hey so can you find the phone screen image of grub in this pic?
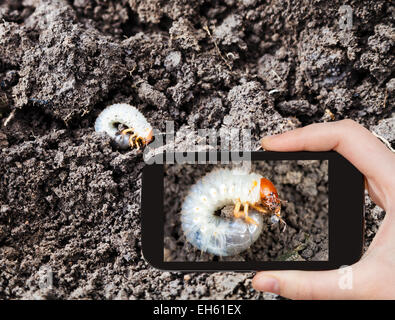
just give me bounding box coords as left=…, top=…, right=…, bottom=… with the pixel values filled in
left=163, top=160, right=329, bottom=262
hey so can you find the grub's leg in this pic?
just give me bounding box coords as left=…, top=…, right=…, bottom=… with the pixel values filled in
left=135, top=136, right=144, bottom=150
left=251, top=203, right=270, bottom=215
left=134, top=137, right=140, bottom=150
left=276, top=213, right=287, bottom=232
left=128, top=133, right=137, bottom=148
left=233, top=200, right=244, bottom=219
left=121, top=128, right=134, bottom=135
left=244, top=202, right=258, bottom=226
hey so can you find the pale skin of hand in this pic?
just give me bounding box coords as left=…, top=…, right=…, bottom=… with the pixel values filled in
left=252, top=119, right=395, bottom=299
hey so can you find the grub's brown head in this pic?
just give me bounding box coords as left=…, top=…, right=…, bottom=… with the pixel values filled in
left=260, top=178, right=281, bottom=213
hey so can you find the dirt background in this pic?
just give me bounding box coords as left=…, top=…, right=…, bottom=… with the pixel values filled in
left=164, top=161, right=328, bottom=262
left=0, top=0, right=393, bottom=299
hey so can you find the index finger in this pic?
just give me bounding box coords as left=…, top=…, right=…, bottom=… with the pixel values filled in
left=261, top=120, right=395, bottom=208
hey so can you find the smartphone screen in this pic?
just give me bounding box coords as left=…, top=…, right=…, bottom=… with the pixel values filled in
left=164, top=160, right=329, bottom=262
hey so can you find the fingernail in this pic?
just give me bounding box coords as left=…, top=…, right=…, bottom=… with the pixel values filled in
left=253, top=275, right=280, bottom=294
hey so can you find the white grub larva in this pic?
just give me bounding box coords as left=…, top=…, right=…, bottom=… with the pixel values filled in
left=181, top=168, right=285, bottom=257
left=95, top=103, right=153, bottom=149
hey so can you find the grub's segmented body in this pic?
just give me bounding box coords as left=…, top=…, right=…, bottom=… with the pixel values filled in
left=95, top=103, right=153, bottom=149
left=181, top=168, right=267, bottom=256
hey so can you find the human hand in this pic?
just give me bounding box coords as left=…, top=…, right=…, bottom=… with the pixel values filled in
left=252, top=119, right=395, bottom=299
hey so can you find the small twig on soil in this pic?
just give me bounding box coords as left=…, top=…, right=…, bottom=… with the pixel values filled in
left=268, top=89, right=281, bottom=95
left=203, top=25, right=232, bottom=70
left=3, top=109, right=15, bottom=127
left=128, top=65, right=136, bottom=76
left=81, top=108, right=90, bottom=117
left=271, top=70, right=282, bottom=82
left=382, top=88, right=388, bottom=109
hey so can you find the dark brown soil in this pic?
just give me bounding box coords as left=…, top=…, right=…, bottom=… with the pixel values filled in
left=0, top=0, right=393, bottom=299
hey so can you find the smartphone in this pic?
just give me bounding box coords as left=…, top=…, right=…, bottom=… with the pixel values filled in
left=141, top=151, right=364, bottom=271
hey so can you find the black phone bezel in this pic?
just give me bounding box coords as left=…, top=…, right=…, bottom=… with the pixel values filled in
left=141, top=151, right=364, bottom=271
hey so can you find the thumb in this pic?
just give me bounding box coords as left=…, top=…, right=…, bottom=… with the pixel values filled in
left=252, top=267, right=358, bottom=300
